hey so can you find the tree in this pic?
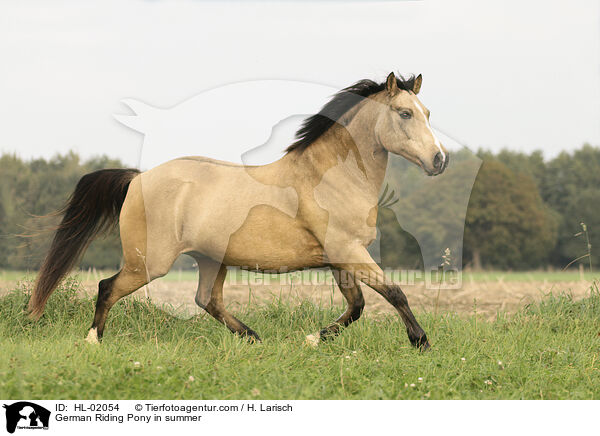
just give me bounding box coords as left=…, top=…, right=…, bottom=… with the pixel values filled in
left=541, top=144, right=600, bottom=268
left=0, top=153, right=127, bottom=270
left=464, top=160, right=557, bottom=269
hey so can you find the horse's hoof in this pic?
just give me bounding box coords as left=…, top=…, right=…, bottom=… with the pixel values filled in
left=85, top=327, right=100, bottom=345
left=419, top=341, right=431, bottom=352
left=243, top=330, right=262, bottom=344
left=409, top=333, right=430, bottom=351
left=305, top=332, right=321, bottom=348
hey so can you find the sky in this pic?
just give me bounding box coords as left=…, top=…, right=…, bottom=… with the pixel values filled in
left=0, top=0, right=598, bottom=167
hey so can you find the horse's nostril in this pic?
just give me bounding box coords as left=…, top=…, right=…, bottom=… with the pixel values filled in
left=433, top=152, right=443, bottom=171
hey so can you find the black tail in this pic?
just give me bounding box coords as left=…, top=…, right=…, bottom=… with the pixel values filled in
left=28, top=168, right=140, bottom=319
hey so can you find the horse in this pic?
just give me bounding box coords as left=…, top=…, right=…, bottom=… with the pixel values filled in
left=28, top=72, right=448, bottom=350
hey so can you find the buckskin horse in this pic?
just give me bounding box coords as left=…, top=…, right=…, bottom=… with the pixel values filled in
left=28, top=72, right=448, bottom=350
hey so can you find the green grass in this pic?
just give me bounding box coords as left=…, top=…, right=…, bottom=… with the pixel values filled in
left=1, top=279, right=599, bottom=400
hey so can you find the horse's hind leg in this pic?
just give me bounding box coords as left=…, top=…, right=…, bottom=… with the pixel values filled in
left=85, top=172, right=183, bottom=343
left=85, top=175, right=157, bottom=343
left=194, top=256, right=261, bottom=342
left=306, top=268, right=364, bottom=346
left=86, top=266, right=148, bottom=343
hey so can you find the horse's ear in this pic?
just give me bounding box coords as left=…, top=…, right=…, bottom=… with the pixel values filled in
left=413, top=74, right=423, bottom=94
left=386, top=72, right=399, bottom=96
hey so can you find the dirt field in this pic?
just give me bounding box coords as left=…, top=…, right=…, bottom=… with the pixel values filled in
left=2, top=271, right=594, bottom=320
left=144, top=277, right=595, bottom=319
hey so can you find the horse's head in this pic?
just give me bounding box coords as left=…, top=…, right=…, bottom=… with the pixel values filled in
left=374, top=72, right=448, bottom=176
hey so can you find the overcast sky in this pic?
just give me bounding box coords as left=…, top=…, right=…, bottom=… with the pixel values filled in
left=0, top=0, right=598, bottom=167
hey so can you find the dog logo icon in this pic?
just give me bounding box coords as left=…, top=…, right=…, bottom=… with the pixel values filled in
left=2, top=402, right=50, bottom=433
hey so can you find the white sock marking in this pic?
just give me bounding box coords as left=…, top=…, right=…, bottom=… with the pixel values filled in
left=305, top=332, right=320, bottom=348
left=85, top=327, right=99, bottom=344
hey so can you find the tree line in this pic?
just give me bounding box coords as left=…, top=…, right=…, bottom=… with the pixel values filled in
left=378, top=144, right=598, bottom=270
left=0, top=146, right=597, bottom=271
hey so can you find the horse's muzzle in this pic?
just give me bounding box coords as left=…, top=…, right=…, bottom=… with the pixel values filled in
left=431, top=152, right=449, bottom=176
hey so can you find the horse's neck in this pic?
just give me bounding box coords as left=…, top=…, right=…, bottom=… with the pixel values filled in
left=288, top=118, right=388, bottom=202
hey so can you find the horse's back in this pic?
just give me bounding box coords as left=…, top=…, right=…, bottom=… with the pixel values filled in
left=174, top=155, right=250, bottom=168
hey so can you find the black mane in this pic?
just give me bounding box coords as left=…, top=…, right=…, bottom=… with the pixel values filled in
left=286, top=74, right=416, bottom=153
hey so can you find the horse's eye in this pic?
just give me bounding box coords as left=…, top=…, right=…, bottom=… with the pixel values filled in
left=398, top=111, right=412, bottom=119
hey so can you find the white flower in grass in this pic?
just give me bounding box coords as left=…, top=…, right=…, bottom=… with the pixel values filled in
left=441, top=248, right=452, bottom=267
left=188, top=376, right=195, bottom=382
left=484, top=379, right=492, bottom=385
left=410, top=383, right=416, bottom=388
left=417, top=377, right=423, bottom=382
left=133, top=361, right=141, bottom=368
left=461, top=357, right=466, bottom=361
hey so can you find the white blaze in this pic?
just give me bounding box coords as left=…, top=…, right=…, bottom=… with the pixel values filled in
left=412, top=98, right=445, bottom=163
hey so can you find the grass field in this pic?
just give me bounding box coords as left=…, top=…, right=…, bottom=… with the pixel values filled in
left=0, top=278, right=599, bottom=400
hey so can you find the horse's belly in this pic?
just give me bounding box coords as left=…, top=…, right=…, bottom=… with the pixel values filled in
left=220, top=205, right=325, bottom=271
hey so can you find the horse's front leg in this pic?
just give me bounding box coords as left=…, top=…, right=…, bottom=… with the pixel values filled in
left=328, top=245, right=430, bottom=351
left=305, top=268, right=365, bottom=346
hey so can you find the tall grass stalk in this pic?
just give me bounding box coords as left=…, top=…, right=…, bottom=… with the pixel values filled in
left=434, top=248, right=452, bottom=317
left=564, top=222, right=593, bottom=273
